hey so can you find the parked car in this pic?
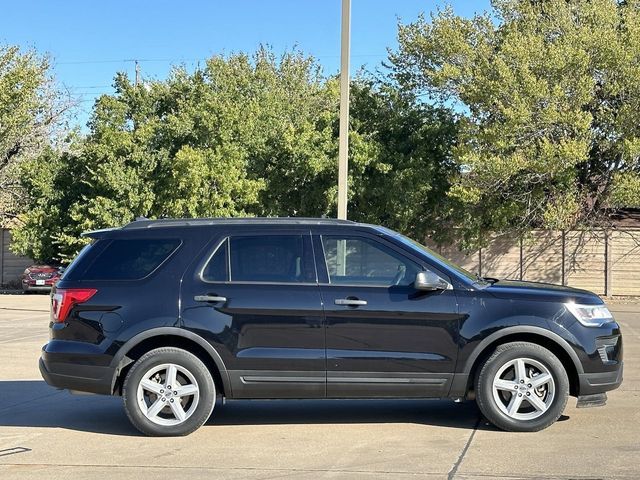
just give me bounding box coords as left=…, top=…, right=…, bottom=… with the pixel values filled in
left=39, top=218, right=623, bottom=436
left=22, top=265, right=63, bottom=293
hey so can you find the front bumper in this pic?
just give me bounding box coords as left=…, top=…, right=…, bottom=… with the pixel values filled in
left=23, top=285, right=53, bottom=292
left=39, top=344, right=115, bottom=395
left=578, top=362, right=623, bottom=395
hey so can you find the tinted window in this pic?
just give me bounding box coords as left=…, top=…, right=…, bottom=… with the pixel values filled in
left=81, top=238, right=180, bottom=280
left=321, top=236, right=421, bottom=286
left=378, top=227, right=480, bottom=283
left=202, top=239, right=228, bottom=282
left=60, top=241, right=96, bottom=281
left=229, top=235, right=315, bottom=283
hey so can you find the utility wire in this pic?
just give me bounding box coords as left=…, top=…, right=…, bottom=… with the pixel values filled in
left=53, top=53, right=386, bottom=66
left=55, top=57, right=199, bottom=65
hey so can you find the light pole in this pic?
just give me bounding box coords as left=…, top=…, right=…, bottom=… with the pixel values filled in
left=337, top=0, right=351, bottom=220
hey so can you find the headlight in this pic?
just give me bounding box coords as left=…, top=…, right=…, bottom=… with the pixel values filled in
left=565, top=302, right=613, bottom=327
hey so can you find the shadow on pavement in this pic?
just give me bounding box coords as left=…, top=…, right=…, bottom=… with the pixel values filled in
left=0, top=380, right=137, bottom=436
left=0, top=380, right=483, bottom=436
left=210, top=398, right=481, bottom=429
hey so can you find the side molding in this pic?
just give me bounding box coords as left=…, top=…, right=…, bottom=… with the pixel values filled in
left=109, top=327, right=232, bottom=396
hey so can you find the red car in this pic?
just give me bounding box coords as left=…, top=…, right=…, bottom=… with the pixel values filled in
left=21, top=265, right=63, bottom=293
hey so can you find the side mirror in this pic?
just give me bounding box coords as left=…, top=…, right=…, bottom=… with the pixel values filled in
left=414, top=271, right=450, bottom=291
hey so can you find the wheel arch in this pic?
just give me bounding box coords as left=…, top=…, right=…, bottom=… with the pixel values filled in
left=460, top=326, right=582, bottom=397
left=110, top=327, right=231, bottom=397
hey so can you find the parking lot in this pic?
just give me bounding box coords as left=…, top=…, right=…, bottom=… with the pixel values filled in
left=0, top=294, right=637, bottom=479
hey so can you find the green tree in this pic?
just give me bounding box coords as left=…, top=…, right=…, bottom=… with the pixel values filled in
left=12, top=48, right=459, bottom=262
left=230, top=51, right=342, bottom=217
left=348, top=79, right=459, bottom=242
left=392, top=0, right=640, bottom=245
left=13, top=49, right=330, bottom=262
left=0, top=45, right=69, bottom=225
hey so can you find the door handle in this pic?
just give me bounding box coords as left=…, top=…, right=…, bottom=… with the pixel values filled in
left=335, top=298, right=367, bottom=306
left=194, top=295, right=227, bottom=303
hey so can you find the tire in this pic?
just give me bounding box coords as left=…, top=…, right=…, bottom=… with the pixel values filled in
left=122, top=347, right=215, bottom=436
left=475, top=342, right=569, bottom=432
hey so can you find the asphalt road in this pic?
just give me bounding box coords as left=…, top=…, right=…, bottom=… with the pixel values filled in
left=0, top=294, right=638, bottom=479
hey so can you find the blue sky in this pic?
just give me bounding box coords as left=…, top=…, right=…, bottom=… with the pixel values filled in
left=2, top=1, right=490, bottom=128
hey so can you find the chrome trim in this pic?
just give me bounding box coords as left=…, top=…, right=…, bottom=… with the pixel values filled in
left=194, top=295, right=227, bottom=303
left=198, top=280, right=319, bottom=287
left=240, top=375, right=324, bottom=384
left=318, top=282, right=454, bottom=290
left=327, top=377, right=447, bottom=385
left=335, top=298, right=367, bottom=306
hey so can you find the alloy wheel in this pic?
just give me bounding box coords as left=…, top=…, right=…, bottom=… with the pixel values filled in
left=136, top=363, right=200, bottom=426
left=491, top=357, right=555, bottom=421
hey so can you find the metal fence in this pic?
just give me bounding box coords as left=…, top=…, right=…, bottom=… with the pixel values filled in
left=431, top=229, right=640, bottom=296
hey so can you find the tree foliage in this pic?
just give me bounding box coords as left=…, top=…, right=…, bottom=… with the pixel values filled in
left=348, top=80, right=459, bottom=242
left=12, top=48, right=458, bottom=262
left=0, top=45, right=69, bottom=225
left=392, top=0, right=640, bottom=245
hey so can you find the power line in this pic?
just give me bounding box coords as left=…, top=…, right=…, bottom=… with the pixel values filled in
left=53, top=53, right=386, bottom=66
left=54, top=57, right=199, bottom=65
left=66, top=85, right=112, bottom=89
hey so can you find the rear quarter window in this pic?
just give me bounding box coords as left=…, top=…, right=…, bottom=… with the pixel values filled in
left=59, top=242, right=96, bottom=281
left=80, top=238, right=181, bottom=280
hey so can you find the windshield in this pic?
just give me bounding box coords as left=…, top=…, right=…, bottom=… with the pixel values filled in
left=378, top=228, right=484, bottom=284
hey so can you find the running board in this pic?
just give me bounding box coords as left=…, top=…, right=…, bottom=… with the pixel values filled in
left=576, top=393, right=607, bottom=408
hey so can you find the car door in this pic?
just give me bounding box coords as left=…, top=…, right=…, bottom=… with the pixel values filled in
left=314, top=230, right=461, bottom=398
left=181, top=229, right=326, bottom=399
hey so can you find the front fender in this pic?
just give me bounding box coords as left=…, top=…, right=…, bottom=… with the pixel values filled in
left=459, top=325, right=584, bottom=375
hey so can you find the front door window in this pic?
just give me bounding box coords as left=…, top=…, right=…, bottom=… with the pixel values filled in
left=321, top=236, right=421, bottom=287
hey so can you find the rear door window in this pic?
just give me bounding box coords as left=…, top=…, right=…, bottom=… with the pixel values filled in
left=81, top=238, right=181, bottom=280
left=202, top=235, right=316, bottom=283
left=230, top=235, right=315, bottom=283
left=201, top=239, right=229, bottom=282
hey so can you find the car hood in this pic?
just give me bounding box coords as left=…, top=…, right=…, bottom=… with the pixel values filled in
left=27, top=265, right=59, bottom=273
left=484, top=279, right=602, bottom=304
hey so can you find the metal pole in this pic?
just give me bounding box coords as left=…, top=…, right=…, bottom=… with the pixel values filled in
left=337, top=0, right=351, bottom=220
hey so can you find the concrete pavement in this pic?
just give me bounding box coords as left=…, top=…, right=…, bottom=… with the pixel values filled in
left=0, top=294, right=638, bottom=479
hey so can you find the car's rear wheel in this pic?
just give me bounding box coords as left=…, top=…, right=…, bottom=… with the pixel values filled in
left=475, top=342, right=569, bottom=432
left=123, top=347, right=215, bottom=436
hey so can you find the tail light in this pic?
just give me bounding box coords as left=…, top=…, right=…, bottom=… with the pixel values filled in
left=51, top=288, right=97, bottom=323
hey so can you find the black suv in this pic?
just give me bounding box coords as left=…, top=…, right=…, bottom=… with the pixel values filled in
left=40, top=218, right=623, bottom=436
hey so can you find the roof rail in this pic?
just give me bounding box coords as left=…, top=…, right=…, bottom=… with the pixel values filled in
left=80, top=227, right=120, bottom=237
left=121, top=217, right=356, bottom=230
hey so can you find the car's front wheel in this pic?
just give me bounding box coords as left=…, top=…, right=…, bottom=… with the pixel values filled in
left=475, top=342, right=569, bottom=432
left=123, top=347, right=215, bottom=436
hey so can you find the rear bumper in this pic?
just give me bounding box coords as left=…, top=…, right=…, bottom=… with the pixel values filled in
left=39, top=345, right=115, bottom=395
left=578, top=362, right=623, bottom=395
